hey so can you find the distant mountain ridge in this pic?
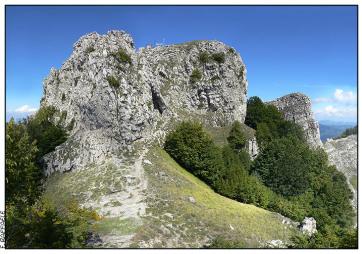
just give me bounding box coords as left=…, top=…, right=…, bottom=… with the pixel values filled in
left=319, top=123, right=355, bottom=142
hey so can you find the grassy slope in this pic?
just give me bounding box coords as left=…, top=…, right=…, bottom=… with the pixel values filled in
left=135, top=147, right=297, bottom=247
left=43, top=144, right=297, bottom=248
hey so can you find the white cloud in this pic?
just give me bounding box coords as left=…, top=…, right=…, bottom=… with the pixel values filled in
left=334, top=89, right=356, bottom=102
left=313, top=89, right=356, bottom=104
left=15, top=105, right=38, bottom=114
left=314, top=105, right=357, bottom=119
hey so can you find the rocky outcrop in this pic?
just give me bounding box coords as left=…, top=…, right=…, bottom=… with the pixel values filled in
left=267, top=93, right=322, bottom=148
left=247, top=137, right=259, bottom=160
left=41, top=30, right=248, bottom=175
left=299, top=217, right=317, bottom=236
left=324, top=134, right=357, bottom=210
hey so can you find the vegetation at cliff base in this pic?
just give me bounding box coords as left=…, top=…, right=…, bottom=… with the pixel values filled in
left=5, top=107, right=97, bottom=248
left=245, top=96, right=305, bottom=147
left=165, top=112, right=356, bottom=248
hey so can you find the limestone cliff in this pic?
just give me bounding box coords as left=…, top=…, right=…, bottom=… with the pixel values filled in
left=41, top=30, right=248, bottom=176
left=267, top=93, right=322, bottom=148
left=324, top=135, right=357, bottom=211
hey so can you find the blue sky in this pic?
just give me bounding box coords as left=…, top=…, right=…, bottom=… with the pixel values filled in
left=6, top=5, right=357, bottom=122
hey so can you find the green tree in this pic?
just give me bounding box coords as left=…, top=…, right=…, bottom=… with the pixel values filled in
left=227, top=121, right=246, bottom=150
left=25, top=200, right=73, bottom=248
left=338, top=228, right=358, bottom=248
left=164, top=121, right=355, bottom=248
left=6, top=198, right=98, bottom=248
left=255, top=122, right=273, bottom=148
left=277, top=120, right=305, bottom=143
left=26, top=106, right=68, bottom=159
left=5, top=110, right=99, bottom=248
left=244, top=96, right=265, bottom=129
left=164, top=121, right=224, bottom=185
left=6, top=118, right=40, bottom=205
left=251, top=137, right=311, bottom=196
left=338, top=125, right=357, bottom=139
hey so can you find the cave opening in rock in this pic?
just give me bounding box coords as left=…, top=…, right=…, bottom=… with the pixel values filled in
left=151, top=87, right=167, bottom=114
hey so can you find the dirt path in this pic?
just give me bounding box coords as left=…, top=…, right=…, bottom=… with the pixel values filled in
left=93, top=147, right=148, bottom=247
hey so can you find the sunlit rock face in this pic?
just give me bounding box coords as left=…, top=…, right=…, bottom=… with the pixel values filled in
left=324, top=134, right=357, bottom=211
left=41, top=30, right=248, bottom=176
left=267, top=93, right=323, bottom=148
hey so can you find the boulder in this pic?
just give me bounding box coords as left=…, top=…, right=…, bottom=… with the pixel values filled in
left=299, top=217, right=317, bottom=236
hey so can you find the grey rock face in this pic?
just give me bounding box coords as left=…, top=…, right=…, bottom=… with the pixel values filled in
left=247, top=137, right=259, bottom=160
left=41, top=30, right=248, bottom=175
left=299, top=217, right=317, bottom=236
left=324, top=135, right=357, bottom=210
left=267, top=93, right=322, bottom=148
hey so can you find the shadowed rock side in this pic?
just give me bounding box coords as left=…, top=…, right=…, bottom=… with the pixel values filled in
left=324, top=135, right=357, bottom=211
left=267, top=93, right=323, bottom=148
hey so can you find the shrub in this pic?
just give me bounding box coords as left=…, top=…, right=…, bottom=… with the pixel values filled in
left=251, top=137, right=312, bottom=197
left=165, top=121, right=224, bottom=186
left=106, top=76, right=120, bottom=89
left=85, top=46, right=95, bottom=54
left=291, top=227, right=358, bottom=248
left=26, top=107, right=68, bottom=159
left=238, top=149, right=251, bottom=171
left=246, top=96, right=306, bottom=145
left=164, top=121, right=355, bottom=247
left=255, top=122, right=273, bottom=148
left=5, top=111, right=98, bottom=248
left=6, top=118, right=40, bottom=205
left=277, top=120, right=305, bottom=142
left=227, top=121, right=246, bottom=150
left=199, top=52, right=210, bottom=64
left=245, top=96, right=267, bottom=129
left=228, top=47, right=236, bottom=54
left=212, top=52, right=225, bottom=64
left=245, top=97, right=284, bottom=131
left=6, top=198, right=99, bottom=248
left=190, top=69, right=202, bottom=84
left=206, top=236, right=244, bottom=248
left=111, top=49, right=132, bottom=65
left=210, top=76, right=220, bottom=83
left=61, top=93, right=66, bottom=102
